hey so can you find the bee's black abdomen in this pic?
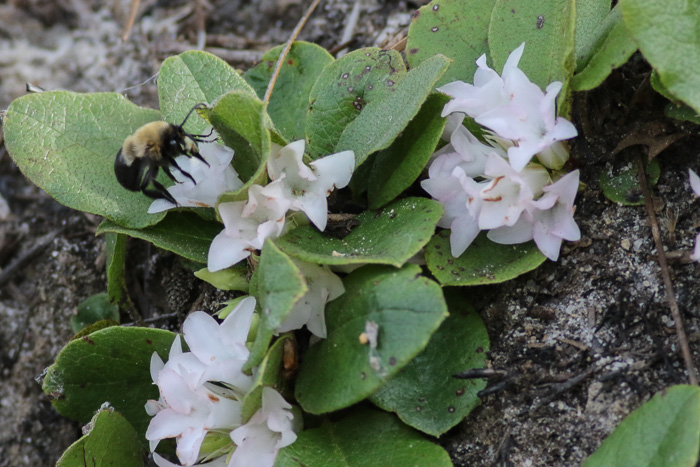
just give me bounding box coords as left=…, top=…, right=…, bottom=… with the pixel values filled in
left=115, top=149, right=144, bottom=192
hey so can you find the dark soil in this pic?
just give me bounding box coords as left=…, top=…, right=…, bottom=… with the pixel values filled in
left=2, top=1, right=699, bottom=466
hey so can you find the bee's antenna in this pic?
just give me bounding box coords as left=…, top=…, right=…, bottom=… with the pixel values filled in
left=179, top=103, right=207, bottom=128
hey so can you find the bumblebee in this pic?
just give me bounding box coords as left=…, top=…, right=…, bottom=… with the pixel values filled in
left=114, top=103, right=213, bottom=205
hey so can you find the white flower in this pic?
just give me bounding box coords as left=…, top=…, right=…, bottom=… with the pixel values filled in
left=267, top=140, right=354, bottom=231
left=276, top=260, right=345, bottom=338
left=207, top=181, right=292, bottom=272
left=438, top=43, right=577, bottom=171
left=477, top=154, right=550, bottom=230
left=148, top=141, right=243, bottom=213
left=689, top=170, right=700, bottom=261
left=182, top=297, right=257, bottom=392
left=421, top=165, right=487, bottom=257
left=429, top=122, right=495, bottom=179
left=488, top=170, right=581, bottom=261
left=229, top=387, right=297, bottom=467
left=145, top=336, right=243, bottom=466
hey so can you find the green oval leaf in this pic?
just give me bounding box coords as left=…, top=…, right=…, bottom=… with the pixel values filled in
left=370, top=291, right=489, bottom=437
left=574, top=0, right=615, bottom=71
left=425, top=231, right=546, bottom=286
left=584, top=385, right=700, bottom=467
left=306, top=48, right=407, bottom=160
left=295, top=264, right=448, bottom=414
left=158, top=50, right=257, bottom=132
left=276, top=409, right=452, bottom=467
left=622, top=0, right=700, bottom=114
left=3, top=91, right=165, bottom=229
left=276, top=197, right=443, bottom=267
left=488, top=0, right=575, bottom=91
left=406, top=0, right=495, bottom=87
left=42, top=326, right=176, bottom=443
left=599, top=158, right=660, bottom=206
left=368, top=93, right=449, bottom=209
left=97, top=211, right=222, bottom=264
left=335, top=53, right=451, bottom=167
left=194, top=264, right=250, bottom=292
left=244, top=240, right=306, bottom=373
left=56, top=409, right=144, bottom=467
left=71, top=293, right=120, bottom=333
left=571, top=6, right=637, bottom=91
left=209, top=91, right=271, bottom=188
left=244, top=41, right=334, bottom=143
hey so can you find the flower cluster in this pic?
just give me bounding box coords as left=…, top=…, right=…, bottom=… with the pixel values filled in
left=208, top=141, right=355, bottom=272
left=145, top=297, right=298, bottom=467
left=422, top=43, right=581, bottom=261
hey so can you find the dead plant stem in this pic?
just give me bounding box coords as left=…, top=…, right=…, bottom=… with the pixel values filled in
left=264, top=0, right=323, bottom=104
left=636, top=154, right=698, bottom=385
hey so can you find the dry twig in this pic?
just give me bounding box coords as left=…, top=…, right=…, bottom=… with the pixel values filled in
left=636, top=154, right=698, bottom=385
left=264, top=0, right=323, bottom=104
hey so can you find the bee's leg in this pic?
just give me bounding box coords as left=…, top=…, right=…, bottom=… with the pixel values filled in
left=149, top=180, right=179, bottom=206
left=139, top=164, right=178, bottom=206
left=189, top=151, right=210, bottom=167
left=169, top=158, right=197, bottom=184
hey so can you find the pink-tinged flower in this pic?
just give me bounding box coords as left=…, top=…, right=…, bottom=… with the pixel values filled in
left=148, top=141, right=243, bottom=213
left=488, top=170, right=581, bottom=261
left=438, top=43, right=577, bottom=171
left=421, top=165, right=487, bottom=257
left=276, top=260, right=345, bottom=338
left=267, top=140, right=354, bottom=231
left=207, top=181, right=292, bottom=272
left=145, top=336, right=244, bottom=466
left=229, top=387, right=297, bottom=467
left=478, top=154, right=550, bottom=230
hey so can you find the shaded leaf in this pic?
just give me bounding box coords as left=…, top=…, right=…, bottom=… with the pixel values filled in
left=295, top=264, right=448, bottom=414
left=371, top=290, right=489, bottom=436
left=600, top=157, right=660, bottom=206
left=71, top=293, right=120, bottom=333
left=622, top=0, right=700, bottom=114
left=244, top=42, right=334, bottom=143
left=276, top=197, right=442, bottom=268
left=406, top=0, right=495, bottom=87
left=158, top=50, right=257, bottom=134
left=208, top=91, right=271, bottom=193
left=488, top=0, right=575, bottom=97
left=3, top=91, right=165, bottom=228
left=335, top=54, right=451, bottom=167
left=584, top=385, right=700, bottom=467
left=306, top=48, right=406, bottom=159
left=56, top=409, right=144, bottom=467
left=276, top=409, right=452, bottom=467
left=572, top=6, right=637, bottom=91
left=97, top=212, right=222, bottom=264
left=42, top=326, right=176, bottom=444
left=368, top=93, right=449, bottom=209
left=425, top=231, right=546, bottom=286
